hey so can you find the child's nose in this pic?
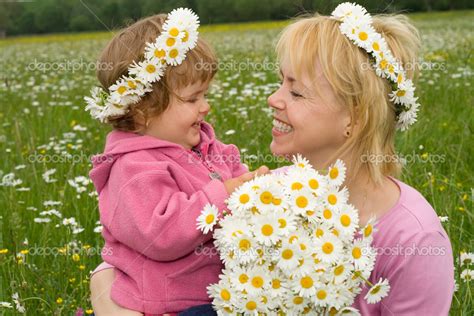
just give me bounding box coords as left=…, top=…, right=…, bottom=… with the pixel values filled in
left=200, top=99, right=210, bottom=114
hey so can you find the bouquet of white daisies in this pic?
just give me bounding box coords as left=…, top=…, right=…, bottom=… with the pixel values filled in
left=197, top=156, right=390, bottom=315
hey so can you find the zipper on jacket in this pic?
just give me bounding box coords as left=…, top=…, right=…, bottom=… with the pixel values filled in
left=190, top=147, right=223, bottom=181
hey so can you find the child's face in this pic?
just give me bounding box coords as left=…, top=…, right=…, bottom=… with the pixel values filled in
left=144, top=80, right=210, bottom=149
left=267, top=60, right=351, bottom=167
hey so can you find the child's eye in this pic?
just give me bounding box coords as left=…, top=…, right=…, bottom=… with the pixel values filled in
left=290, top=91, right=303, bottom=98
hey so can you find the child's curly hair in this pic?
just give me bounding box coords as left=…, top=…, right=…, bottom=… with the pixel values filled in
left=97, top=14, right=217, bottom=132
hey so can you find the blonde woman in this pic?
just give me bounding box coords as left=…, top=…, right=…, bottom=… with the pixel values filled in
left=268, top=5, right=454, bottom=315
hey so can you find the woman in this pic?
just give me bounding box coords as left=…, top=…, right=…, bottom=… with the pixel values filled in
left=267, top=6, right=454, bottom=315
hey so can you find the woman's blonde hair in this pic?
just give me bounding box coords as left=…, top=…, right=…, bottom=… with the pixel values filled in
left=276, top=13, right=421, bottom=185
left=97, top=14, right=217, bottom=132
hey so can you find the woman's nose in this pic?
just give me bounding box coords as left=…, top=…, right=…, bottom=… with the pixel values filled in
left=268, top=88, right=285, bottom=110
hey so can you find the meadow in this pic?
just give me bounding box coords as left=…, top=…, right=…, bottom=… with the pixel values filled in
left=0, top=10, right=473, bottom=315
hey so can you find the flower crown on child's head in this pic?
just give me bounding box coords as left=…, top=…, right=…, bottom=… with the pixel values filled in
left=331, top=2, right=419, bottom=131
left=84, top=8, right=200, bottom=122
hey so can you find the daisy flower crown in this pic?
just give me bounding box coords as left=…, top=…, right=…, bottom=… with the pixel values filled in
left=84, top=8, right=200, bottom=122
left=331, top=2, right=419, bottom=131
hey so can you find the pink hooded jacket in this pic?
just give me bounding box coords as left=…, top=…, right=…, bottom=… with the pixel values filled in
left=89, top=122, right=248, bottom=314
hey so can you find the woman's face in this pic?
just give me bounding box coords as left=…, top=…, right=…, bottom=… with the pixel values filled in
left=267, top=60, right=351, bottom=168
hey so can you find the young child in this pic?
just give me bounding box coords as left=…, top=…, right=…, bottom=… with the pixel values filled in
left=85, top=8, right=267, bottom=315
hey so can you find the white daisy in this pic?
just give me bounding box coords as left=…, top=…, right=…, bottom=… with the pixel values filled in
left=276, top=240, right=304, bottom=272
left=292, top=154, right=313, bottom=170
left=273, top=208, right=297, bottom=237
left=129, top=59, right=164, bottom=83
left=327, top=159, right=346, bottom=188
left=460, top=252, right=474, bottom=266
left=334, top=204, right=359, bottom=237
left=288, top=188, right=317, bottom=216
left=460, top=269, right=474, bottom=282
left=293, top=272, right=319, bottom=297
left=359, top=215, right=378, bottom=240
left=364, top=278, right=390, bottom=303
left=314, top=233, right=344, bottom=264
left=196, top=203, right=219, bottom=234
left=350, top=238, right=376, bottom=271
left=227, top=182, right=256, bottom=214
left=246, top=266, right=269, bottom=296
left=253, top=213, right=282, bottom=246
left=323, top=187, right=349, bottom=211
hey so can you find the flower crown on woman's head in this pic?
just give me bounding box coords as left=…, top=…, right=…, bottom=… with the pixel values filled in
left=84, top=8, right=200, bottom=122
left=331, top=2, right=419, bottom=131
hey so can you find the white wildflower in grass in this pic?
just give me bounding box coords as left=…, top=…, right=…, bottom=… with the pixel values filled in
left=460, top=269, right=474, bottom=282
left=0, top=173, right=22, bottom=187
left=225, top=129, right=236, bottom=135
left=42, top=168, right=57, bottom=183
left=34, top=217, right=51, bottom=223
left=0, top=302, right=13, bottom=308
left=438, top=215, right=449, bottom=223
left=364, top=278, right=390, bottom=303
left=197, top=155, right=385, bottom=313
left=460, top=252, right=474, bottom=266
left=11, top=293, right=25, bottom=313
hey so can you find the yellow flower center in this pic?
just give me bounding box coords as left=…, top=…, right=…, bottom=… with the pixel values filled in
left=340, top=214, right=351, bottom=227
left=251, top=276, right=264, bottom=288
left=380, top=59, right=388, bottom=69
left=396, top=90, right=406, bottom=97
left=260, top=191, right=273, bottom=204
left=166, top=37, right=176, bottom=47
left=272, top=279, right=281, bottom=289
left=309, top=179, right=319, bottom=189
left=372, top=42, right=380, bottom=51
left=169, top=27, right=179, bottom=37
left=300, top=276, right=313, bottom=289
left=329, top=168, right=339, bottom=179
left=239, top=194, right=250, bottom=204
left=182, top=30, right=189, bottom=42
left=316, top=228, right=324, bottom=237
left=370, top=285, right=381, bottom=294
left=282, top=249, right=293, bottom=260
left=296, top=196, right=308, bottom=208
left=323, top=209, right=332, bottom=219
left=239, top=239, right=251, bottom=251
left=272, top=197, right=282, bottom=205
left=359, top=31, right=368, bottom=41
left=328, top=194, right=337, bottom=205
left=293, top=296, right=303, bottom=305
left=154, top=49, right=166, bottom=58
left=364, top=224, right=373, bottom=237
left=169, top=49, right=179, bottom=58
left=317, top=290, right=327, bottom=300
left=246, top=301, right=257, bottom=310
left=239, top=273, right=248, bottom=284
left=127, top=80, right=136, bottom=89
left=261, top=224, right=273, bottom=236
left=278, top=218, right=287, bottom=228
left=334, top=265, right=344, bottom=276
left=291, top=182, right=303, bottom=190
left=322, top=242, right=334, bottom=254
left=117, top=86, right=127, bottom=94
left=220, top=289, right=231, bottom=301
left=145, top=64, right=156, bottom=73
left=205, top=214, right=214, bottom=224
left=352, top=247, right=362, bottom=259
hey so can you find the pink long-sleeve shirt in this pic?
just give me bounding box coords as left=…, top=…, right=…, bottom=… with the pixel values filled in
left=89, top=122, right=248, bottom=315
left=352, top=176, right=454, bottom=315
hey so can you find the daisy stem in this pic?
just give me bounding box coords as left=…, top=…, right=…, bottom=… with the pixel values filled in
left=21, top=297, right=53, bottom=313
left=355, top=272, right=375, bottom=288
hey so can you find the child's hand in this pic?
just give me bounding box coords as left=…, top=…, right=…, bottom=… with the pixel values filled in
left=224, top=165, right=270, bottom=194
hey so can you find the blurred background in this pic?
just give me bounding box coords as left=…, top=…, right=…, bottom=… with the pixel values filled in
left=1, top=0, right=473, bottom=37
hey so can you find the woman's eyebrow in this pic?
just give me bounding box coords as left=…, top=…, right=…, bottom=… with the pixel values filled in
left=279, top=69, right=296, bottom=83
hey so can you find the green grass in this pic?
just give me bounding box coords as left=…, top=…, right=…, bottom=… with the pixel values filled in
left=0, top=10, right=473, bottom=315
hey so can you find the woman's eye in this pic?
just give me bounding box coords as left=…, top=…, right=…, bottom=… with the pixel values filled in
left=290, top=91, right=303, bottom=98
left=187, top=98, right=198, bottom=103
